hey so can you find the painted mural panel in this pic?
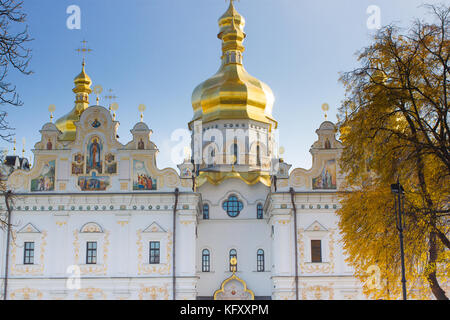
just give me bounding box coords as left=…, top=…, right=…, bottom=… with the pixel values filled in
left=31, top=160, right=55, bottom=192
left=86, top=137, right=102, bottom=174
left=105, top=153, right=117, bottom=174
left=133, top=160, right=157, bottom=190
left=78, top=172, right=110, bottom=191
left=72, top=153, right=84, bottom=175
left=312, top=159, right=337, bottom=190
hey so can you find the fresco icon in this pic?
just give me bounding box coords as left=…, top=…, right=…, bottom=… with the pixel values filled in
left=133, top=160, right=156, bottom=190
left=78, top=172, right=110, bottom=191
left=86, top=137, right=102, bottom=174
left=312, top=159, right=337, bottom=190
left=31, top=160, right=55, bottom=192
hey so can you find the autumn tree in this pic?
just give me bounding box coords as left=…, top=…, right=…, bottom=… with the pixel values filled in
left=0, top=0, right=32, bottom=142
left=337, top=4, right=449, bottom=300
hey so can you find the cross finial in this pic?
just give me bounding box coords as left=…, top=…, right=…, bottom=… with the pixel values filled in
left=138, top=104, right=146, bottom=122
left=104, top=89, right=118, bottom=103
left=48, top=104, right=56, bottom=123
left=21, top=137, right=25, bottom=157
left=321, top=103, right=330, bottom=120
left=75, top=40, right=92, bottom=64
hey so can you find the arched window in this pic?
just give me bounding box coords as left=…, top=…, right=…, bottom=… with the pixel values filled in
left=257, top=203, right=263, bottom=219
left=229, top=249, right=237, bottom=272
left=222, top=195, right=243, bottom=218
left=256, top=145, right=261, bottom=166
left=202, top=249, right=210, bottom=272
left=203, top=203, right=209, bottom=220
left=257, top=249, right=265, bottom=272
left=232, top=143, right=238, bottom=164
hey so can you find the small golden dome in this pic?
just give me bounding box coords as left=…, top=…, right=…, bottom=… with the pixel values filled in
left=73, top=60, right=92, bottom=93
left=191, top=1, right=277, bottom=128
left=55, top=60, right=92, bottom=141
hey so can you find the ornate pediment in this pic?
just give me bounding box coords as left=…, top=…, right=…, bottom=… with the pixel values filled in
left=18, top=223, right=41, bottom=234
left=305, top=220, right=328, bottom=232
left=80, top=222, right=103, bottom=233
left=142, top=222, right=167, bottom=233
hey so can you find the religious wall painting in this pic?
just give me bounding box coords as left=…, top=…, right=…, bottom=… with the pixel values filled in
left=181, top=167, right=192, bottom=178
left=312, top=159, right=337, bottom=190
left=138, top=139, right=145, bottom=150
left=91, top=118, right=101, bottom=128
left=105, top=153, right=117, bottom=174
left=86, top=137, right=103, bottom=174
left=133, top=160, right=157, bottom=190
left=72, top=153, right=84, bottom=175
left=31, top=160, right=55, bottom=192
left=78, top=172, right=110, bottom=191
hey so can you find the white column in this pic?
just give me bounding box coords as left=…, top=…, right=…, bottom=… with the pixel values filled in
left=115, top=213, right=130, bottom=276
left=272, top=213, right=292, bottom=276
left=176, top=210, right=196, bottom=276
left=53, top=213, right=69, bottom=276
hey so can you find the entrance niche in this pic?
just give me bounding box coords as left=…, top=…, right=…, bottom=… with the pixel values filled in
left=213, top=257, right=254, bottom=300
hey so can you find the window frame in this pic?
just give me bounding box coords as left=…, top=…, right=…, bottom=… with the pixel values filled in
left=222, top=195, right=243, bottom=218
left=229, top=249, right=237, bottom=272
left=311, top=239, right=322, bottom=263
left=257, top=203, right=264, bottom=219
left=23, top=241, right=35, bottom=265
left=202, top=249, right=210, bottom=272
left=257, top=249, right=265, bottom=272
left=203, top=203, right=209, bottom=220
left=149, top=241, right=161, bottom=264
left=86, top=241, right=97, bottom=265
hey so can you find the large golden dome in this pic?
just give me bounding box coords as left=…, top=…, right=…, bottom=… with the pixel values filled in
left=191, top=1, right=276, bottom=128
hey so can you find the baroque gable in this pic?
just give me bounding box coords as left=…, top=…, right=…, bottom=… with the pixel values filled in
left=6, top=105, right=186, bottom=193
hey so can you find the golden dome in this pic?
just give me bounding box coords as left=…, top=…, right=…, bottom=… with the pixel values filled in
left=55, top=60, right=92, bottom=141
left=191, top=1, right=277, bottom=129
left=73, top=60, right=92, bottom=89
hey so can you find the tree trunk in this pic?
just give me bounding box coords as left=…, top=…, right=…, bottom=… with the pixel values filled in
left=427, top=231, right=448, bottom=300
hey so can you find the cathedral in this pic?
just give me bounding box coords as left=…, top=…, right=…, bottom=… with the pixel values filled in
left=0, top=2, right=364, bottom=300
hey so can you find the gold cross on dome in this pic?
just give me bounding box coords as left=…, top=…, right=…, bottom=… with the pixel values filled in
left=75, top=40, right=92, bottom=62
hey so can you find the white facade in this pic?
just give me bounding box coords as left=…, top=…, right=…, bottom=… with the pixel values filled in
left=0, top=2, right=365, bottom=300
left=0, top=110, right=364, bottom=299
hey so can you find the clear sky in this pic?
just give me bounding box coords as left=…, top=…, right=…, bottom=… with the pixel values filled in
left=0, top=0, right=442, bottom=170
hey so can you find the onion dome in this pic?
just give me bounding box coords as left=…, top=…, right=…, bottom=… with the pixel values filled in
left=55, top=60, right=92, bottom=141
left=191, top=1, right=276, bottom=128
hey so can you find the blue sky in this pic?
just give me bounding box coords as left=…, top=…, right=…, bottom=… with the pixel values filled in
left=0, top=0, right=441, bottom=170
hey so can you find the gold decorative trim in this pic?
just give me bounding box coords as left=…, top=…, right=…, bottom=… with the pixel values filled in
left=138, top=284, right=170, bottom=300
left=10, top=231, right=47, bottom=275
left=301, top=283, right=335, bottom=300
left=74, top=287, right=106, bottom=300
left=10, top=287, right=43, bottom=300
left=73, top=229, right=110, bottom=275
left=136, top=229, right=172, bottom=275
left=213, top=274, right=255, bottom=300
left=298, top=228, right=336, bottom=274
left=197, top=171, right=271, bottom=187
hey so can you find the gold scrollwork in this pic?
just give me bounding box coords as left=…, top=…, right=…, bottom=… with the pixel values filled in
left=136, top=229, right=173, bottom=275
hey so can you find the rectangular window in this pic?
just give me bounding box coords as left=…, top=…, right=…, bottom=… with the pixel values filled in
left=86, top=241, right=97, bottom=264
left=149, top=241, right=160, bottom=264
left=311, top=240, right=322, bottom=263
left=23, top=242, right=34, bottom=265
